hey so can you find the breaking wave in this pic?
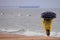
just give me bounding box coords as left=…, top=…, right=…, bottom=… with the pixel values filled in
left=0, top=29, right=60, bottom=37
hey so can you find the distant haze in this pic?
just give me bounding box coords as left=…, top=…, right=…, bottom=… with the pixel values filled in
left=0, top=0, right=60, bottom=8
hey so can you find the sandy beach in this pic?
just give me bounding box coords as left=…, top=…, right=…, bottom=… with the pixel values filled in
left=0, top=34, right=60, bottom=40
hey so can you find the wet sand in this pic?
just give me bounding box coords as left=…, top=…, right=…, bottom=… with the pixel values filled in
left=0, top=34, right=60, bottom=40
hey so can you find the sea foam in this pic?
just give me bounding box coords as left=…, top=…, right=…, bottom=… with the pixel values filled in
left=0, top=29, right=60, bottom=37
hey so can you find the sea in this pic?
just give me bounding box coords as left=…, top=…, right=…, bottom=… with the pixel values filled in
left=0, top=8, right=60, bottom=37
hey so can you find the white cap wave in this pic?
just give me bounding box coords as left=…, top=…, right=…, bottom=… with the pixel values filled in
left=0, top=29, right=60, bottom=37
left=22, top=30, right=46, bottom=36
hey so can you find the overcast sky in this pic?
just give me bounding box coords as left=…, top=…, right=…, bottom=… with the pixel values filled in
left=0, top=0, right=60, bottom=8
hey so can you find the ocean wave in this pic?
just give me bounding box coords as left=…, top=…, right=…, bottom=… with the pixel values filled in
left=0, top=29, right=60, bottom=37
left=0, top=28, right=25, bottom=33
left=22, top=30, right=60, bottom=37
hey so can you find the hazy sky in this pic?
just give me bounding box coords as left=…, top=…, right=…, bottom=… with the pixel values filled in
left=0, top=0, right=60, bottom=8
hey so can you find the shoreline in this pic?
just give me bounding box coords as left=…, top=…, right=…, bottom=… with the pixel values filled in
left=0, top=34, right=60, bottom=40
